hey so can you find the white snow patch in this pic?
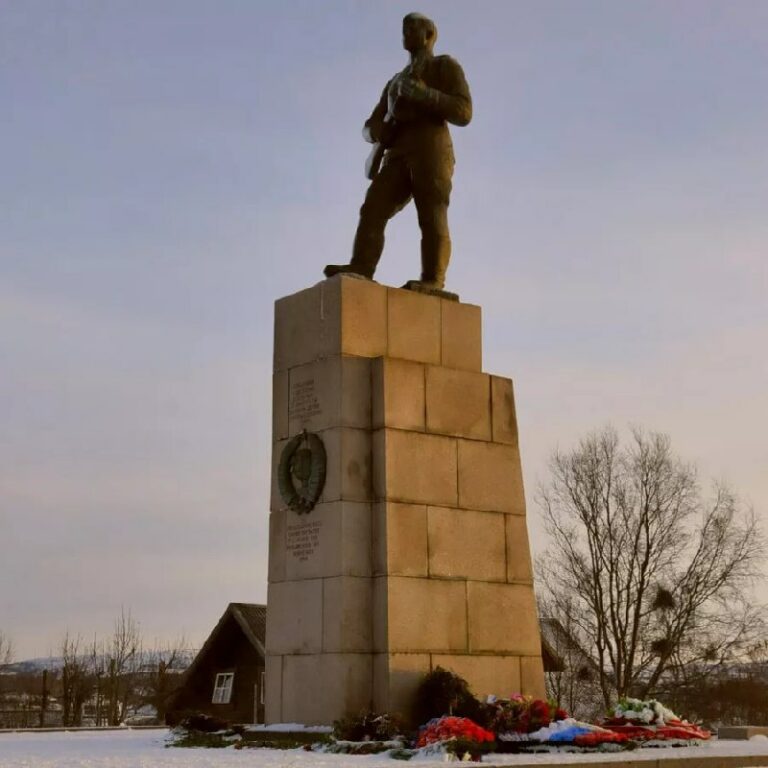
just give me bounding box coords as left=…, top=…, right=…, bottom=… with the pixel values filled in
left=2, top=729, right=768, bottom=768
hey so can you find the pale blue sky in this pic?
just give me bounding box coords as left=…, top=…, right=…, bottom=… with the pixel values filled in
left=1, top=1, right=767, bottom=658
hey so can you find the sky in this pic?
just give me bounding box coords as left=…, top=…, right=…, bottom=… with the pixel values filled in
left=1, top=0, right=767, bottom=660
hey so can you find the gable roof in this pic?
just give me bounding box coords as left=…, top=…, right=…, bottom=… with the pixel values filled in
left=539, top=617, right=598, bottom=674
left=180, top=602, right=265, bottom=685
left=229, top=603, right=266, bottom=657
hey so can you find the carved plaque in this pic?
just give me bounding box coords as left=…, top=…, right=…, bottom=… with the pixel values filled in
left=289, top=378, right=322, bottom=421
left=286, top=519, right=322, bottom=562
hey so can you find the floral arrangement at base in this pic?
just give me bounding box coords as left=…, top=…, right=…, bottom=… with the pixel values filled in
left=414, top=716, right=495, bottom=760
left=496, top=717, right=633, bottom=753
left=484, top=694, right=567, bottom=734
left=484, top=695, right=629, bottom=753
left=602, top=698, right=711, bottom=743
left=417, top=715, right=496, bottom=748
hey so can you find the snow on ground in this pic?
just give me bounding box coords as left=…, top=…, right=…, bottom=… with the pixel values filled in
left=3, top=729, right=768, bottom=768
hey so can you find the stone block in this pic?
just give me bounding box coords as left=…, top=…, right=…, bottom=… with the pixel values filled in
left=491, top=376, right=520, bottom=446
left=264, top=654, right=283, bottom=724
left=467, top=582, right=541, bottom=654
left=520, top=655, right=546, bottom=698
left=506, top=514, right=534, bottom=583
left=322, top=576, right=372, bottom=652
left=373, top=652, right=431, bottom=717
left=384, top=576, right=467, bottom=653
left=272, top=369, right=289, bottom=441
left=282, top=653, right=372, bottom=724
left=373, top=429, right=457, bottom=507
left=427, top=507, right=506, bottom=581
left=440, top=300, right=481, bottom=371
left=283, top=502, right=371, bottom=581
left=336, top=276, right=388, bottom=359
left=274, top=283, right=326, bottom=372
left=288, top=355, right=371, bottom=434
left=318, top=428, right=372, bottom=505
left=431, top=654, right=521, bottom=700
left=265, top=579, right=323, bottom=655
left=371, top=357, right=425, bottom=432
left=387, top=288, right=441, bottom=364
left=373, top=502, right=428, bottom=577
left=372, top=576, right=387, bottom=653
left=273, top=277, right=388, bottom=372
left=425, top=367, right=491, bottom=440
left=457, top=439, right=525, bottom=514
left=270, top=437, right=289, bottom=512
left=718, top=726, right=768, bottom=740
left=268, top=511, right=286, bottom=583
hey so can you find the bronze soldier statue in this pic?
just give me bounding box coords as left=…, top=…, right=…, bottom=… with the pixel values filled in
left=324, top=13, right=472, bottom=293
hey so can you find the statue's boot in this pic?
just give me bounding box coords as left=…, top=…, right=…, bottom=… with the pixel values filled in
left=403, top=232, right=451, bottom=291
left=323, top=264, right=372, bottom=279
left=324, top=227, right=383, bottom=280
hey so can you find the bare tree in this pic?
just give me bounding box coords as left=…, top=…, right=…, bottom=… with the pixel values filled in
left=60, top=632, right=91, bottom=726
left=87, top=635, right=107, bottom=726
left=142, top=636, right=188, bottom=723
left=0, top=631, right=13, bottom=666
left=103, top=608, right=142, bottom=725
left=537, top=426, right=763, bottom=708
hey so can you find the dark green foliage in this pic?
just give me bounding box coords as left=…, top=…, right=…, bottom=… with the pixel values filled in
left=169, top=713, right=240, bottom=749
left=444, top=737, right=495, bottom=761
left=179, top=713, right=231, bottom=732
left=243, top=736, right=327, bottom=750
left=168, top=731, right=237, bottom=748
left=332, top=711, right=404, bottom=741
left=325, top=740, right=396, bottom=755
left=412, top=667, right=484, bottom=727
left=241, top=731, right=330, bottom=748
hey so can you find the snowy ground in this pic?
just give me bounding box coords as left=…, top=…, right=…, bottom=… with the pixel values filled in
left=3, top=729, right=768, bottom=768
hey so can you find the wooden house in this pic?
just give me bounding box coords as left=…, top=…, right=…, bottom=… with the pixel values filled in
left=167, top=603, right=266, bottom=725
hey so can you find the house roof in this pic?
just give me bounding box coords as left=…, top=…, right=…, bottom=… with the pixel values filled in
left=229, top=603, right=266, bottom=657
left=539, top=617, right=598, bottom=674
left=179, top=602, right=265, bottom=686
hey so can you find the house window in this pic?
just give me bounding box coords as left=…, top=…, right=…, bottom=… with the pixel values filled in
left=212, top=672, right=234, bottom=704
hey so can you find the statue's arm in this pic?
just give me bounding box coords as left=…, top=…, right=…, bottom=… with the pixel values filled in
left=362, top=81, right=391, bottom=143
left=428, top=57, right=472, bottom=126
left=403, top=57, right=472, bottom=127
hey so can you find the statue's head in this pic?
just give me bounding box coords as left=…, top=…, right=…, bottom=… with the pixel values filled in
left=402, top=12, right=437, bottom=54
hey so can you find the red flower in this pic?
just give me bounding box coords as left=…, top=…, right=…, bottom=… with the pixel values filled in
left=417, top=716, right=495, bottom=747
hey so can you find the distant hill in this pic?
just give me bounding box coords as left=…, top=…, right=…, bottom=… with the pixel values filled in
left=0, top=649, right=198, bottom=676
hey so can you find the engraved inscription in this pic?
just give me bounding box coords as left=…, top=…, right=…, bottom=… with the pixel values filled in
left=286, top=519, right=322, bottom=562
left=289, top=378, right=322, bottom=421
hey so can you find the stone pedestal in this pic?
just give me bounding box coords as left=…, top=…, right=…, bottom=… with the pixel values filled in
left=266, top=275, right=545, bottom=725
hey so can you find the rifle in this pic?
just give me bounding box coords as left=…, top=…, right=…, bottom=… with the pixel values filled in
left=364, top=111, right=395, bottom=180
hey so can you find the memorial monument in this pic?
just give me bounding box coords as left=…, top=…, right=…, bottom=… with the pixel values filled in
left=265, top=13, right=545, bottom=725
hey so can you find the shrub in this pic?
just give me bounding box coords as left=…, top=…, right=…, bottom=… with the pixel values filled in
left=413, top=667, right=483, bottom=726
left=168, top=731, right=235, bottom=749
left=332, top=711, right=404, bottom=741
left=179, top=713, right=231, bottom=733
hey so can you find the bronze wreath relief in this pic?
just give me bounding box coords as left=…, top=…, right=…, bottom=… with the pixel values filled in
left=277, top=430, right=326, bottom=514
